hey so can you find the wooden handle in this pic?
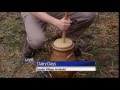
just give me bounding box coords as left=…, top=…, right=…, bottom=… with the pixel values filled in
left=64, top=12, right=68, bottom=20
left=62, top=12, right=68, bottom=43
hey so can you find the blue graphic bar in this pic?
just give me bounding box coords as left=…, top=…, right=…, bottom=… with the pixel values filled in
left=36, top=61, right=95, bottom=67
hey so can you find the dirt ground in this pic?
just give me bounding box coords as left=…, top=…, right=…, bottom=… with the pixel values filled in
left=0, top=12, right=119, bottom=78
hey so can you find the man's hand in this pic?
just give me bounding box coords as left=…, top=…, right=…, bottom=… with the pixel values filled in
left=31, top=12, right=72, bottom=31
left=55, top=17, right=72, bottom=31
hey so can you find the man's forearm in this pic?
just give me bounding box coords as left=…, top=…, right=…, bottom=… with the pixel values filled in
left=31, top=12, right=59, bottom=26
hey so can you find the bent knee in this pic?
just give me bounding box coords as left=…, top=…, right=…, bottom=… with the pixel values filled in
left=82, top=12, right=97, bottom=20
left=27, top=35, right=47, bottom=49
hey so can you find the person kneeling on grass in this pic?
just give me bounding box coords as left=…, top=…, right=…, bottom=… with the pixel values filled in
left=21, top=12, right=97, bottom=60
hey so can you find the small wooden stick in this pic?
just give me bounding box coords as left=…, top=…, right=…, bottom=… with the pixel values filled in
left=62, top=12, right=68, bottom=43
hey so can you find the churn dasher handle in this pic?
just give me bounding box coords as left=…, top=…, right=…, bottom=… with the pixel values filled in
left=62, top=12, right=69, bottom=43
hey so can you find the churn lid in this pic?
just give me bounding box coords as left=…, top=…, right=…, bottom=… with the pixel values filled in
left=52, top=38, right=74, bottom=51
